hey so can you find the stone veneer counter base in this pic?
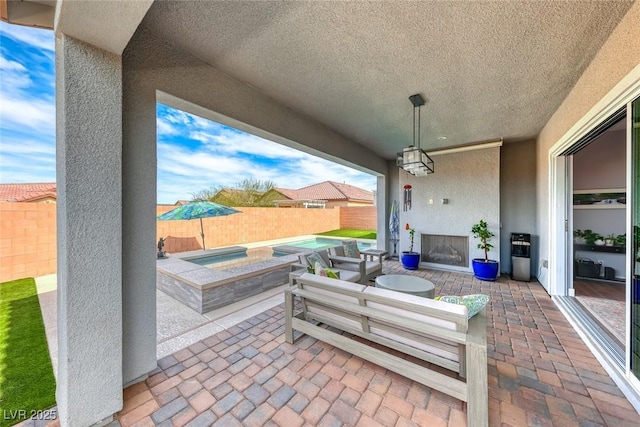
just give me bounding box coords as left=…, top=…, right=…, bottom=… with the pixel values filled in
left=156, top=252, right=299, bottom=313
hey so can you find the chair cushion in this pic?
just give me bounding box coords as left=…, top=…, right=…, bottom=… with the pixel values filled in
left=306, top=251, right=328, bottom=268
left=435, top=294, right=490, bottom=319
left=342, top=240, right=361, bottom=258
left=334, top=260, right=380, bottom=276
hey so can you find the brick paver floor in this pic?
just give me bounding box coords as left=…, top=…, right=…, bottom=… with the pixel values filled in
left=112, top=260, right=638, bottom=426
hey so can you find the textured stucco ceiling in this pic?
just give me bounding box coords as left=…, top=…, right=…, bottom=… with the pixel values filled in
left=142, top=1, right=633, bottom=160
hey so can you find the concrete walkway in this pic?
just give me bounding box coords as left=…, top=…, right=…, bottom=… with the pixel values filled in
left=33, top=275, right=287, bottom=380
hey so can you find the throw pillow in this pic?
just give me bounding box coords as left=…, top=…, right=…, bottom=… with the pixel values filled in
left=342, top=240, right=361, bottom=259
left=435, top=294, right=490, bottom=319
left=306, top=252, right=328, bottom=268
left=314, top=262, right=340, bottom=279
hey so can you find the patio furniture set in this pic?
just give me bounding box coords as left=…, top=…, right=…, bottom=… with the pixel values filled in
left=285, top=272, right=488, bottom=427
left=286, top=241, right=488, bottom=426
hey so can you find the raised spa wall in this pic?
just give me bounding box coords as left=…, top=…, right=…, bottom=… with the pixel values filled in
left=156, top=251, right=300, bottom=314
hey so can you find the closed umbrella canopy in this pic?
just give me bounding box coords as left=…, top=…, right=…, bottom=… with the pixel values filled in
left=389, top=200, right=400, bottom=257
left=157, top=201, right=241, bottom=250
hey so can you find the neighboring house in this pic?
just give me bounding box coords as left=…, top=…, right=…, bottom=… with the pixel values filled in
left=0, top=183, right=57, bottom=203
left=205, top=181, right=374, bottom=208
left=271, top=181, right=375, bottom=208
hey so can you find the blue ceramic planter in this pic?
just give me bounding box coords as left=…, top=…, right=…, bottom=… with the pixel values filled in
left=472, top=259, right=499, bottom=281
left=401, top=252, right=420, bottom=270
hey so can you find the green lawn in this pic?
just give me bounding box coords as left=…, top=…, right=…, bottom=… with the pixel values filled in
left=315, top=229, right=377, bottom=240
left=0, top=278, right=56, bottom=427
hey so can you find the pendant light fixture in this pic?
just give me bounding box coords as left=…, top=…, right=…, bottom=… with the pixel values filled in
left=396, top=93, right=434, bottom=176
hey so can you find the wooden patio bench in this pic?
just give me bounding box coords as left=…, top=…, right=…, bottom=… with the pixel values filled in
left=285, top=273, right=488, bottom=427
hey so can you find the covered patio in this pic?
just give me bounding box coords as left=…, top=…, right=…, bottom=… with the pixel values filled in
left=111, top=260, right=638, bottom=426
left=3, top=0, right=640, bottom=424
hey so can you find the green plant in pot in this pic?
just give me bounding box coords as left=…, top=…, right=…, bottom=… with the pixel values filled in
left=604, top=234, right=615, bottom=247
left=471, top=219, right=499, bottom=281
left=400, top=223, right=420, bottom=270
left=582, top=229, right=603, bottom=245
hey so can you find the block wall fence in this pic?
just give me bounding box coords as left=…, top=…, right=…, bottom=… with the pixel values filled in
left=0, top=202, right=376, bottom=282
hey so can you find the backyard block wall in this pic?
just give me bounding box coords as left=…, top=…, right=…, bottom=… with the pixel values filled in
left=0, top=203, right=376, bottom=281
left=339, top=206, right=376, bottom=231
left=156, top=205, right=342, bottom=253
left=0, top=202, right=57, bottom=282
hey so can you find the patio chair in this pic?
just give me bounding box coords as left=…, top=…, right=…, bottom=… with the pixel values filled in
left=328, top=240, right=382, bottom=284
left=294, top=249, right=362, bottom=283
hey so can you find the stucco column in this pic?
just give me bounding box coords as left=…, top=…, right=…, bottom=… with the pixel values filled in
left=121, top=42, right=158, bottom=385
left=56, top=35, right=123, bottom=425
left=376, top=174, right=388, bottom=252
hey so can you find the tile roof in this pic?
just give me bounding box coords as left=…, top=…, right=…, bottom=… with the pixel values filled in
left=292, top=181, right=373, bottom=202
left=273, top=188, right=299, bottom=200
left=0, top=182, right=57, bottom=202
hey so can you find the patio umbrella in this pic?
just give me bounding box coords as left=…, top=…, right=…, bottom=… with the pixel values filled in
left=389, top=200, right=400, bottom=257
left=157, top=201, right=241, bottom=250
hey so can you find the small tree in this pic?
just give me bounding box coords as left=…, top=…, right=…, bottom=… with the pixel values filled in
left=471, top=219, right=494, bottom=262
left=191, top=178, right=278, bottom=207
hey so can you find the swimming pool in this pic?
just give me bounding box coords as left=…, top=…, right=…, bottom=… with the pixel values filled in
left=186, top=247, right=287, bottom=270
left=280, top=237, right=373, bottom=251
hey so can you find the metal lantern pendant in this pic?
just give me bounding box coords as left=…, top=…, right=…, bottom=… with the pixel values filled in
left=397, top=93, right=434, bottom=176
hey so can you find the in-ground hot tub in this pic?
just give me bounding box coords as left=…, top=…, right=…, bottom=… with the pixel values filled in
left=156, top=246, right=299, bottom=314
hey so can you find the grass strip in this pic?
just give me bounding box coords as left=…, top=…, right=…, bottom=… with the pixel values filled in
left=315, top=229, right=377, bottom=240
left=0, top=278, right=56, bottom=426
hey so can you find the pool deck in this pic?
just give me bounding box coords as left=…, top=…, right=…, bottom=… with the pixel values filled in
left=157, top=236, right=375, bottom=314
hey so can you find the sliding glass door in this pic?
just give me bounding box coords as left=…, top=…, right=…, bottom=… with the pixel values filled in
left=632, top=96, right=640, bottom=380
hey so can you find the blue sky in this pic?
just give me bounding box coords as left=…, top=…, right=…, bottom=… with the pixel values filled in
left=0, top=22, right=376, bottom=204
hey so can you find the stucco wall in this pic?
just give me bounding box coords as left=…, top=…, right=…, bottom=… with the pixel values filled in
left=536, top=2, right=640, bottom=287
left=397, top=147, right=501, bottom=272
left=500, top=141, right=537, bottom=276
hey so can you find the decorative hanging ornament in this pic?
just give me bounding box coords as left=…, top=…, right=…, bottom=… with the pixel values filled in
left=403, top=184, right=412, bottom=211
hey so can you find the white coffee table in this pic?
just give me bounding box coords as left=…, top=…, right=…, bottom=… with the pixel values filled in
left=375, top=274, right=435, bottom=298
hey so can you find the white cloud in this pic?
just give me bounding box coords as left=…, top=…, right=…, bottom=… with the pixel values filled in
left=156, top=116, right=181, bottom=137
left=0, top=21, right=54, bottom=51
left=0, top=136, right=55, bottom=183
left=0, top=55, right=26, bottom=71
left=0, top=94, right=55, bottom=133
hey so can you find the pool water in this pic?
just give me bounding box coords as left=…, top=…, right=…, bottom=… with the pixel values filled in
left=184, top=237, right=373, bottom=270
left=188, top=247, right=285, bottom=270
left=283, top=237, right=373, bottom=251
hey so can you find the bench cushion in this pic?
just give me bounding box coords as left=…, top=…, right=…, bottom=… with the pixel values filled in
left=298, top=274, right=366, bottom=330
left=362, top=287, right=467, bottom=361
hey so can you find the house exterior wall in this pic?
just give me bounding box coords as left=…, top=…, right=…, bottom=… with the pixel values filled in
left=395, top=147, right=501, bottom=272
left=500, top=140, right=537, bottom=276
left=536, top=1, right=640, bottom=289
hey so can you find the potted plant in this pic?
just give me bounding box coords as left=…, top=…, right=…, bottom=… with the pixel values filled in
left=471, top=219, right=499, bottom=281
left=573, top=229, right=586, bottom=244
left=604, top=234, right=615, bottom=247
left=401, top=223, right=420, bottom=270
